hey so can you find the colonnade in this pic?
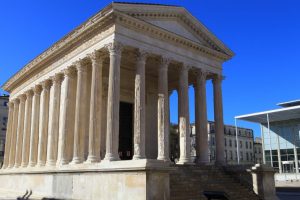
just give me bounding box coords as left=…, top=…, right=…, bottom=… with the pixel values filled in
left=2, top=42, right=225, bottom=170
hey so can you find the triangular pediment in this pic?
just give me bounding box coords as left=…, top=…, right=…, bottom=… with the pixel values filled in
left=112, top=2, right=234, bottom=58
left=142, top=18, right=207, bottom=45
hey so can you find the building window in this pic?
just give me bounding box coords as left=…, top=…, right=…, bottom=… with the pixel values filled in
left=235, top=152, right=238, bottom=161
left=240, top=141, right=242, bottom=148
left=250, top=153, right=253, bottom=161
left=235, top=140, right=237, bottom=147
left=224, top=138, right=227, bottom=146
left=240, top=152, right=243, bottom=161
left=246, top=141, right=248, bottom=149
left=229, top=140, right=232, bottom=147
left=255, top=147, right=257, bottom=153
left=249, top=142, right=252, bottom=149
left=230, top=151, right=233, bottom=160
left=225, top=150, right=227, bottom=160
left=258, top=148, right=261, bottom=154
left=3, top=102, right=8, bottom=107
left=212, top=137, right=215, bottom=146
left=246, top=152, right=249, bottom=161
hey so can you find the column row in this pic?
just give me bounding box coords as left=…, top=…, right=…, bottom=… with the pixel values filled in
left=2, top=42, right=226, bottom=170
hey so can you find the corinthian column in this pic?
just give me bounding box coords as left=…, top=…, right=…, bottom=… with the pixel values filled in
left=71, top=61, right=88, bottom=164
left=104, top=42, right=122, bottom=161
left=37, top=80, right=51, bottom=167
left=21, top=91, right=33, bottom=167
left=57, top=68, right=76, bottom=165
left=85, top=52, right=103, bottom=163
left=14, top=94, right=26, bottom=168
left=28, top=85, right=42, bottom=167
left=213, top=74, right=225, bottom=165
left=157, top=57, right=170, bottom=161
left=132, top=50, right=147, bottom=160
left=177, top=64, right=192, bottom=165
left=194, top=69, right=209, bottom=164
left=8, top=99, right=20, bottom=168
left=46, top=74, right=63, bottom=166
left=2, top=102, right=14, bottom=169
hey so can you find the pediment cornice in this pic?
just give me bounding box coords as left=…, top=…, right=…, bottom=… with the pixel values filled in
left=114, top=10, right=231, bottom=61
left=112, top=3, right=234, bottom=58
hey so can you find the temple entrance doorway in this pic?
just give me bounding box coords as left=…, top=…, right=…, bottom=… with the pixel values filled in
left=119, top=102, right=133, bottom=160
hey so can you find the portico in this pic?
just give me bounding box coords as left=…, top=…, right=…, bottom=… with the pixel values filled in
left=0, top=2, right=233, bottom=199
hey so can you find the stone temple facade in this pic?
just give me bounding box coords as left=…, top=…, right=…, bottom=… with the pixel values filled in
left=0, top=2, right=235, bottom=199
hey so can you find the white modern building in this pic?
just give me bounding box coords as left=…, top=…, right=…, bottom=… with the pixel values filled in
left=236, top=100, right=300, bottom=182
left=190, top=121, right=255, bottom=165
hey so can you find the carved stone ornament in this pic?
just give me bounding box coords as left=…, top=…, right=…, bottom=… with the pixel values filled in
left=105, top=42, right=123, bottom=55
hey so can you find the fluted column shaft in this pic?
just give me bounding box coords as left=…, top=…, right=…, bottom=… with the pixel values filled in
left=86, top=53, right=103, bottom=163
left=57, top=68, right=76, bottom=165
left=178, top=65, right=192, bottom=164
left=132, top=50, right=147, bottom=160
left=157, top=58, right=170, bottom=161
left=29, top=86, right=42, bottom=167
left=37, top=81, right=51, bottom=166
left=8, top=99, right=20, bottom=168
left=195, top=70, right=209, bottom=164
left=104, top=42, right=122, bottom=161
left=71, top=62, right=88, bottom=164
left=46, top=75, right=63, bottom=166
left=14, top=95, right=26, bottom=167
left=21, top=91, right=33, bottom=167
left=213, top=75, right=225, bottom=165
left=2, top=102, right=14, bottom=169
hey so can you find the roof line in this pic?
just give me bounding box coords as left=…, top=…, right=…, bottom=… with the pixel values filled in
left=113, top=1, right=180, bottom=7
left=235, top=105, right=300, bottom=119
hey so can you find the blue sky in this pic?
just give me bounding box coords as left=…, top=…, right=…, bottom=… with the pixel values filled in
left=1, top=0, right=300, bottom=137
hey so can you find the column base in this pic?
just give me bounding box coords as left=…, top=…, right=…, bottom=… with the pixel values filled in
left=132, top=155, right=146, bottom=160
left=37, top=161, right=46, bottom=167
left=46, top=160, right=57, bottom=167
left=104, top=153, right=120, bottom=161
left=84, top=156, right=100, bottom=164
left=157, top=157, right=171, bottom=162
left=21, top=163, right=28, bottom=168
left=70, top=157, right=84, bottom=165
left=56, top=159, right=69, bottom=166
left=177, top=158, right=194, bottom=165
left=28, top=162, right=37, bottom=168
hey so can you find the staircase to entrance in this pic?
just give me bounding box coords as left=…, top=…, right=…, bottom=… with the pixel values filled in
left=170, top=165, right=261, bottom=200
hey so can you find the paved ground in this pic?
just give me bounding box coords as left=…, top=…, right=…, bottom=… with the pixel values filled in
left=277, top=187, right=300, bottom=200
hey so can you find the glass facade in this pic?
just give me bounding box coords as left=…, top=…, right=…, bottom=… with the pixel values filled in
left=262, top=120, right=300, bottom=173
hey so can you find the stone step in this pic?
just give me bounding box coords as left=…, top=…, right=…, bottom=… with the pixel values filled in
left=170, top=166, right=260, bottom=200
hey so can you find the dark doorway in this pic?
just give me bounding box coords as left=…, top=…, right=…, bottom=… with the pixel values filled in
left=119, top=102, right=133, bottom=160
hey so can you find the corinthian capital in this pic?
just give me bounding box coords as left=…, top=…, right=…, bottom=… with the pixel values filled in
left=135, top=49, right=148, bottom=62
left=196, top=69, right=208, bottom=82
left=88, top=50, right=103, bottom=63
left=212, top=74, right=224, bottom=84
left=105, top=41, right=123, bottom=56
left=51, top=73, right=64, bottom=85
left=159, top=57, right=171, bottom=70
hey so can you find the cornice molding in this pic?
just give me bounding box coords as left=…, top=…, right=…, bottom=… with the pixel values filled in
left=114, top=11, right=232, bottom=62
left=113, top=5, right=234, bottom=58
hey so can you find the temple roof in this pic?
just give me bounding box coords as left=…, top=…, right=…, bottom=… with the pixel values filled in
left=2, top=2, right=234, bottom=92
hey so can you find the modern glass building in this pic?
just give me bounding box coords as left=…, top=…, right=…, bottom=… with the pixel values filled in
left=236, top=100, right=300, bottom=181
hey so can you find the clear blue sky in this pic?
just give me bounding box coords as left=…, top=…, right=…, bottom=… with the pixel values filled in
left=1, top=0, right=300, bottom=137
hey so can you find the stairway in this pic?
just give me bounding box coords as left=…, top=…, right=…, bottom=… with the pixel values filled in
left=170, top=165, right=261, bottom=200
